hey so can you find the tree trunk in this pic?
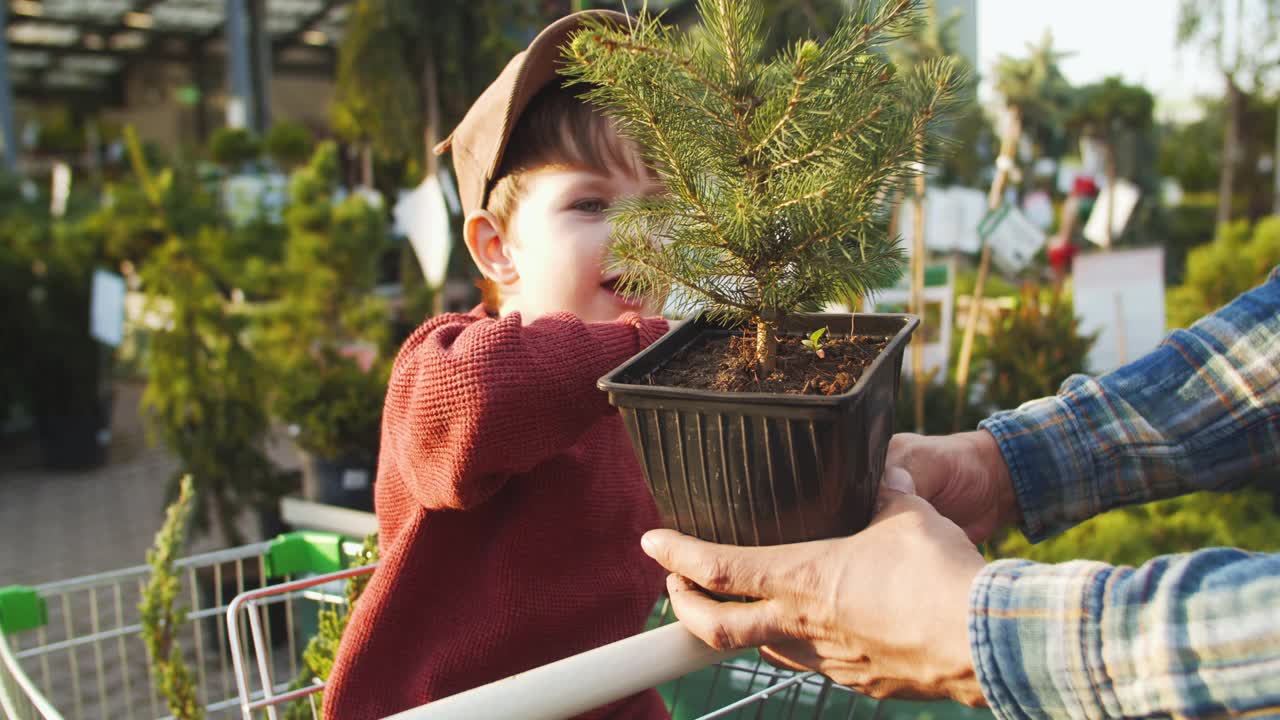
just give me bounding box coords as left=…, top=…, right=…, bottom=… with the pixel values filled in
left=402, top=53, right=444, bottom=315
left=755, top=319, right=778, bottom=375
left=1218, top=73, right=1241, bottom=229
left=361, top=144, right=374, bottom=187
left=423, top=54, right=441, bottom=178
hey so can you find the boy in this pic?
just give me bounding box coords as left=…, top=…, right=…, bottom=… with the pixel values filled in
left=323, top=11, right=671, bottom=720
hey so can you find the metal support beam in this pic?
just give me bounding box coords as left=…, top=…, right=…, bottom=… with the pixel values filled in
left=7, top=41, right=333, bottom=74
left=248, top=0, right=271, bottom=131
left=0, top=9, right=18, bottom=173
left=224, top=0, right=255, bottom=129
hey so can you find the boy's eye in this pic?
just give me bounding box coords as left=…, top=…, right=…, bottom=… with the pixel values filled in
left=572, top=198, right=607, bottom=214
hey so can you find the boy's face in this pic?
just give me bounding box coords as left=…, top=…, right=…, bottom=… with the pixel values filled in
left=467, top=137, right=664, bottom=324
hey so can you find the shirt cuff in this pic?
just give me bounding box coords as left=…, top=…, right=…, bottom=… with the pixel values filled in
left=969, top=559, right=1118, bottom=720
left=979, top=387, right=1098, bottom=543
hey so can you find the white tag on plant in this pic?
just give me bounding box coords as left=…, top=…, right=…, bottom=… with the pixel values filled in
left=978, top=204, right=1046, bottom=276
left=51, top=162, right=72, bottom=218
left=394, top=176, right=453, bottom=288
left=1083, top=179, right=1141, bottom=248
left=90, top=269, right=127, bottom=347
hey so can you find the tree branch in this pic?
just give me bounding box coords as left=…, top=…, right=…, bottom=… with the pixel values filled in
left=770, top=105, right=883, bottom=172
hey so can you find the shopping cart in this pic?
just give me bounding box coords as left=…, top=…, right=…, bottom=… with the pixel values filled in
left=0, top=532, right=361, bottom=720
left=3, top=530, right=981, bottom=720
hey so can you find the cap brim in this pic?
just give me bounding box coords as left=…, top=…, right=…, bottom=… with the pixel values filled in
left=486, top=10, right=629, bottom=193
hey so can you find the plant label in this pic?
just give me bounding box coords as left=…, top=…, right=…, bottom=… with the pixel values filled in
left=90, top=269, right=127, bottom=347
left=1083, top=179, right=1141, bottom=248
left=394, top=176, right=453, bottom=289
left=51, top=162, right=71, bottom=218
left=979, top=204, right=1046, bottom=275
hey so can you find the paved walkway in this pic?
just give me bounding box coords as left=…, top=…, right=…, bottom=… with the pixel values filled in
left=0, top=381, right=297, bottom=588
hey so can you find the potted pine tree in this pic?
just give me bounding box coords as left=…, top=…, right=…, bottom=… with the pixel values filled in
left=262, top=143, right=390, bottom=511
left=568, top=0, right=963, bottom=545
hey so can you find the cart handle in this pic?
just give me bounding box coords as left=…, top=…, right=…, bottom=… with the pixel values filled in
left=384, top=621, right=736, bottom=720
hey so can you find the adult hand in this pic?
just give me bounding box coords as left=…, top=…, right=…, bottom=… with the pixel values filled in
left=887, top=431, right=1019, bottom=544
left=641, top=483, right=988, bottom=705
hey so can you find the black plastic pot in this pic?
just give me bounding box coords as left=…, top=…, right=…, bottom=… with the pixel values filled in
left=33, top=391, right=113, bottom=471
left=300, top=452, right=376, bottom=512
left=600, top=312, right=917, bottom=547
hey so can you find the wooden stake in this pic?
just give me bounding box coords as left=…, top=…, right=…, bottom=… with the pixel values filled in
left=911, top=138, right=927, bottom=434
left=953, top=106, right=1021, bottom=431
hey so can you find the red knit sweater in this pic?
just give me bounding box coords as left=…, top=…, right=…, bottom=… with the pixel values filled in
left=323, top=308, right=670, bottom=720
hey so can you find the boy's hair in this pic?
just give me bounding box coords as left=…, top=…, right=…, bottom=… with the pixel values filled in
left=478, top=82, right=639, bottom=311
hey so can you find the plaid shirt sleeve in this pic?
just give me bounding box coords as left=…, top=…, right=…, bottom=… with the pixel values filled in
left=979, top=266, right=1280, bottom=543
left=968, top=268, right=1280, bottom=719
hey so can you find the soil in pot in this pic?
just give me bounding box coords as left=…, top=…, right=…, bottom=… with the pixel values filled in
left=650, top=331, right=891, bottom=395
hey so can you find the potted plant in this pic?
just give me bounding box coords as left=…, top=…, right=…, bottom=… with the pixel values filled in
left=113, top=127, right=294, bottom=544
left=567, top=0, right=963, bottom=545
left=275, top=353, right=387, bottom=512
left=3, top=176, right=116, bottom=469
left=261, top=142, right=390, bottom=511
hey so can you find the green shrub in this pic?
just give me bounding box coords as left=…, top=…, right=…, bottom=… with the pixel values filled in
left=996, top=490, right=1280, bottom=566
left=265, top=122, right=315, bottom=169
left=208, top=127, right=261, bottom=167
left=260, top=142, right=390, bottom=462
left=976, top=285, right=1096, bottom=415
left=1166, top=216, right=1280, bottom=330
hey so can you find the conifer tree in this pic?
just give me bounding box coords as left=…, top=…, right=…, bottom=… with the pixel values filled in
left=564, top=0, right=964, bottom=373
left=140, top=476, right=203, bottom=720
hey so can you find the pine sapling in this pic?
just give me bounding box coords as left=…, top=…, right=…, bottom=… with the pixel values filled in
left=564, top=0, right=964, bottom=374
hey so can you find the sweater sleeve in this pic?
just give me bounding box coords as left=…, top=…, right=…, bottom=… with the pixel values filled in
left=383, top=310, right=668, bottom=510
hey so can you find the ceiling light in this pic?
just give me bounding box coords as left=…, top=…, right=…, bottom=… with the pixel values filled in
left=301, top=29, right=327, bottom=46
left=122, top=11, right=154, bottom=29
left=11, top=0, right=42, bottom=17
left=109, top=31, right=146, bottom=50
left=8, top=22, right=79, bottom=46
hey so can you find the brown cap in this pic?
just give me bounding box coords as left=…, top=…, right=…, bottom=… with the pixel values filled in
left=433, top=9, right=628, bottom=217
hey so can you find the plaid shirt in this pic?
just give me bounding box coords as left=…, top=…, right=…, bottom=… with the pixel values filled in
left=972, top=267, right=1280, bottom=719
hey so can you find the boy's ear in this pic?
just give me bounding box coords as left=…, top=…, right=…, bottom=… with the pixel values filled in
left=463, top=210, right=519, bottom=285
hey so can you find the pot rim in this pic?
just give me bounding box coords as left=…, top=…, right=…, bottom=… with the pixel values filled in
left=598, top=311, right=919, bottom=408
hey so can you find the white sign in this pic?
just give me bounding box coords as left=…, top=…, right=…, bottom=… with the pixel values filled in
left=90, top=269, right=127, bottom=347
left=1082, top=179, right=1141, bottom=248
left=51, top=162, right=72, bottom=218
left=897, top=186, right=987, bottom=255
left=1080, top=137, right=1107, bottom=176
left=858, top=261, right=955, bottom=382
left=1073, top=247, right=1166, bottom=374
left=1056, top=162, right=1086, bottom=196
left=980, top=204, right=1046, bottom=276
left=394, top=176, right=453, bottom=288
left=1022, top=190, right=1054, bottom=231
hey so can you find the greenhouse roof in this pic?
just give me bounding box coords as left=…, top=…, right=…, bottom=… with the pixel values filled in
left=5, top=0, right=349, bottom=102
